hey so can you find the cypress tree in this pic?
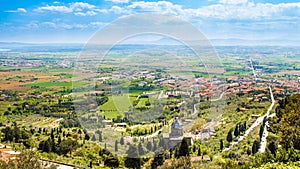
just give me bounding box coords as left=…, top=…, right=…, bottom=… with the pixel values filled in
left=120, top=137, right=124, bottom=145
left=138, top=142, right=145, bottom=156
left=252, top=140, right=259, bottom=154
left=220, top=139, right=224, bottom=151
left=177, top=138, right=189, bottom=158
left=197, top=146, right=201, bottom=156
left=226, top=130, right=233, bottom=143
left=92, top=134, right=96, bottom=142
left=234, top=124, right=240, bottom=137
left=125, top=144, right=141, bottom=169
left=115, top=140, right=118, bottom=152
left=99, top=132, right=102, bottom=142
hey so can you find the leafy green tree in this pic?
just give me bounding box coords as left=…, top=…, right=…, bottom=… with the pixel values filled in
left=151, top=152, right=164, bottom=169
left=268, top=140, right=277, bottom=157
left=13, top=126, right=20, bottom=143
left=38, top=137, right=53, bottom=153
left=56, top=138, right=78, bottom=156
left=158, top=156, right=191, bottom=169
left=270, top=94, right=300, bottom=150
left=104, top=155, right=119, bottom=168
left=0, top=150, right=58, bottom=169
left=1, top=126, right=13, bottom=142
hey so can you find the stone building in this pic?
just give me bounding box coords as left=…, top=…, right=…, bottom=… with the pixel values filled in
left=163, top=117, right=193, bottom=149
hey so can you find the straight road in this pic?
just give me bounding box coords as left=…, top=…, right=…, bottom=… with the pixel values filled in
left=259, top=86, right=275, bottom=152
left=223, top=86, right=274, bottom=152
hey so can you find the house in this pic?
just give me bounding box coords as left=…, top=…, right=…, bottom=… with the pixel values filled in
left=190, top=155, right=211, bottom=162
left=89, top=116, right=98, bottom=122
left=139, top=81, right=147, bottom=86
left=252, top=114, right=261, bottom=118
left=113, top=123, right=127, bottom=128
left=102, top=119, right=113, bottom=126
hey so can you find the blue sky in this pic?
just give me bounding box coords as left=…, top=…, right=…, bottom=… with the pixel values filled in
left=1, top=0, right=300, bottom=43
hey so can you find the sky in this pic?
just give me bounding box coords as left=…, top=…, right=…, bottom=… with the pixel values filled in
left=1, top=0, right=300, bottom=43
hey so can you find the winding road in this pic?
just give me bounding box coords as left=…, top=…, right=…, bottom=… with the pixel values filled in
left=191, top=91, right=225, bottom=117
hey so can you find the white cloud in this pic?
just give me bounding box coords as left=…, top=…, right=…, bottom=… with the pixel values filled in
left=5, top=8, right=27, bottom=13
left=26, top=21, right=39, bottom=29
left=42, top=22, right=57, bottom=28
left=110, top=6, right=127, bottom=14
left=70, top=2, right=97, bottom=10
left=36, top=5, right=72, bottom=13
left=35, top=2, right=99, bottom=16
left=111, top=1, right=300, bottom=20
left=37, top=21, right=108, bottom=30
left=32, top=1, right=300, bottom=29
left=187, top=2, right=300, bottom=20
left=89, top=22, right=107, bottom=27
left=128, top=1, right=183, bottom=14
left=75, top=11, right=97, bottom=16
left=106, top=0, right=130, bottom=4
left=219, top=0, right=248, bottom=5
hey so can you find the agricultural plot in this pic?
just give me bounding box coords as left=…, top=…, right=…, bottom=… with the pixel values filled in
left=98, top=94, right=136, bottom=111
left=98, top=94, right=136, bottom=118
left=23, top=81, right=72, bottom=87
left=101, top=111, right=123, bottom=119
left=135, top=97, right=151, bottom=109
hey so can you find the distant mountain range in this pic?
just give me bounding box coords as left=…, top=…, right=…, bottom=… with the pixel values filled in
left=122, top=37, right=300, bottom=46
left=0, top=38, right=299, bottom=52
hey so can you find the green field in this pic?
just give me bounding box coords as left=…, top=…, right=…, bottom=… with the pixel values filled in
left=54, top=73, right=73, bottom=78
left=23, top=81, right=72, bottom=87
left=101, top=111, right=123, bottom=119
left=98, top=94, right=136, bottom=111
left=135, top=98, right=150, bottom=109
